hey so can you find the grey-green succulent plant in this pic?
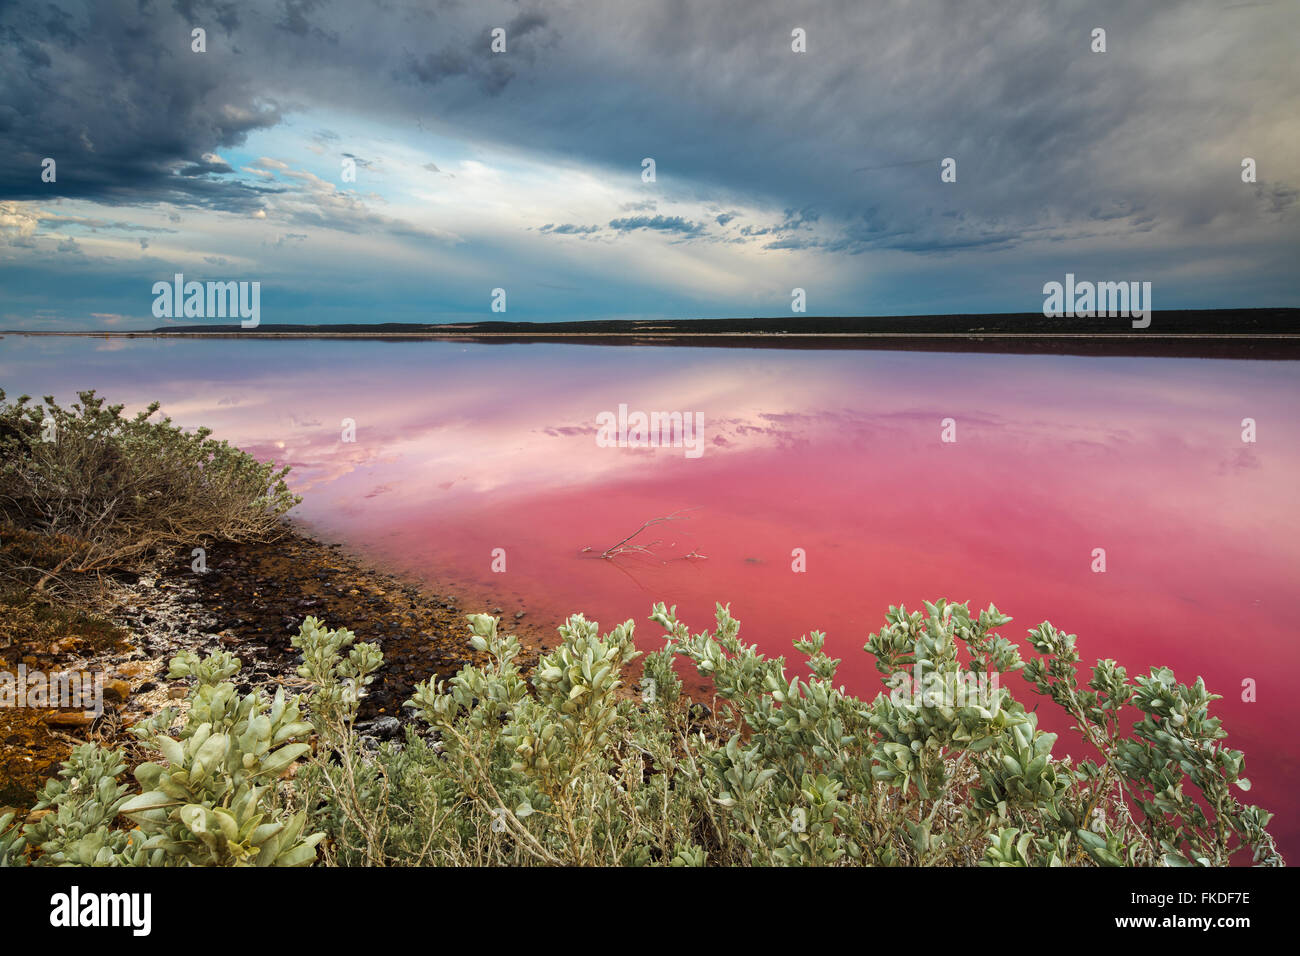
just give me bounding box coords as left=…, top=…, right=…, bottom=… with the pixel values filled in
left=5, top=600, right=1280, bottom=868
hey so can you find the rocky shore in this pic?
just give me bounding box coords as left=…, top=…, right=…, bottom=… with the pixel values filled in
left=0, top=523, right=550, bottom=814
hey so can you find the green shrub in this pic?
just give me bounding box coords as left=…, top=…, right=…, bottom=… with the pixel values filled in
left=1021, top=620, right=1279, bottom=865
left=0, top=649, right=322, bottom=866
left=0, top=388, right=298, bottom=580
left=5, top=600, right=1279, bottom=867
left=301, top=599, right=1281, bottom=867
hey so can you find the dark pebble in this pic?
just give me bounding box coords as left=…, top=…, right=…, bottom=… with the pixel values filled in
left=355, top=716, right=402, bottom=739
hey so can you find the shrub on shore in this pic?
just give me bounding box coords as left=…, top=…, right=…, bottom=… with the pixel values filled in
left=0, top=600, right=1280, bottom=867
left=0, top=389, right=298, bottom=588
left=0, top=650, right=321, bottom=866
left=308, top=600, right=1282, bottom=867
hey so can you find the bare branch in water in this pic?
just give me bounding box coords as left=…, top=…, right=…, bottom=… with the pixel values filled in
left=581, top=508, right=700, bottom=560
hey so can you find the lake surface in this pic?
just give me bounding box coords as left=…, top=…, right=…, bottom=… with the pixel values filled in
left=3, top=335, right=1298, bottom=860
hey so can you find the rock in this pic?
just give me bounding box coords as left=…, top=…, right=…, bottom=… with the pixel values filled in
left=103, top=679, right=131, bottom=703
left=166, top=685, right=188, bottom=699
left=45, top=711, right=96, bottom=728
left=355, top=716, right=402, bottom=740
left=514, top=611, right=526, bottom=620
left=688, top=702, right=712, bottom=723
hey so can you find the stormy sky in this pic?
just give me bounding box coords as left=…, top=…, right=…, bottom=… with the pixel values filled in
left=1, top=0, right=1296, bottom=329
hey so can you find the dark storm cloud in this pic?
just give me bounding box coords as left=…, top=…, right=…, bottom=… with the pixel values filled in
left=1254, top=183, right=1298, bottom=215
left=406, top=47, right=471, bottom=86
left=1, top=0, right=1295, bottom=260
left=0, top=0, right=283, bottom=209
left=275, top=0, right=336, bottom=40
left=0, top=0, right=550, bottom=211
left=608, top=215, right=703, bottom=235
left=540, top=223, right=600, bottom=235
left=405, top=11, right=550, bottom=96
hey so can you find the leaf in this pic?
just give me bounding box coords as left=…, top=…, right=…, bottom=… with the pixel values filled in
left=256, top=742, right=310, bottom=778
left=212, top=808, right=240, bottom=843
left=192, top=732, right=230, bottom=776
left=155, top=736, right=185, bottom=767
left=120, top=790, right=179, bottom=818
left=273, top=833, right=324, bottom=867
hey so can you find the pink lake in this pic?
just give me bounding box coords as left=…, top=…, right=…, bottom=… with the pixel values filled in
left=3, top=335, right=1297, bottom=860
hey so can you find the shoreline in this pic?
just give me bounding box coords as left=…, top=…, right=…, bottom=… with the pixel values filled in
left=0, top=521, right=551, bottom=814
left=8, top=330, right=1300, bottom=359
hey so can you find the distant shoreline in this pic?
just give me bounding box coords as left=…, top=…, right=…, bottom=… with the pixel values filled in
left=9, top=331, right=1298, bottom=359
left=6, top=309, right=1299, bottom=358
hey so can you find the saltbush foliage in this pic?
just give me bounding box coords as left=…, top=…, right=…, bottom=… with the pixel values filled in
left=0, top=648, right=322, bottom=866
left=307, top=599, right=1281, bottom=867
left=0, top=388, right=298, bottom=579
left=3, top=602, right=1279, bottom=866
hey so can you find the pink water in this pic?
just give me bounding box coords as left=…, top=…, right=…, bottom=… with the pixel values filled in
left=4, top=336, right=1297, bottom=859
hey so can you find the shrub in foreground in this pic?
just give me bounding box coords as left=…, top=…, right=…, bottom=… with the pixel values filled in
left=1, top=600, right=1280, bottom=866
left=308, top=600, right=1281, bottom=867
left=0, top=650, right=321, bottom=866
